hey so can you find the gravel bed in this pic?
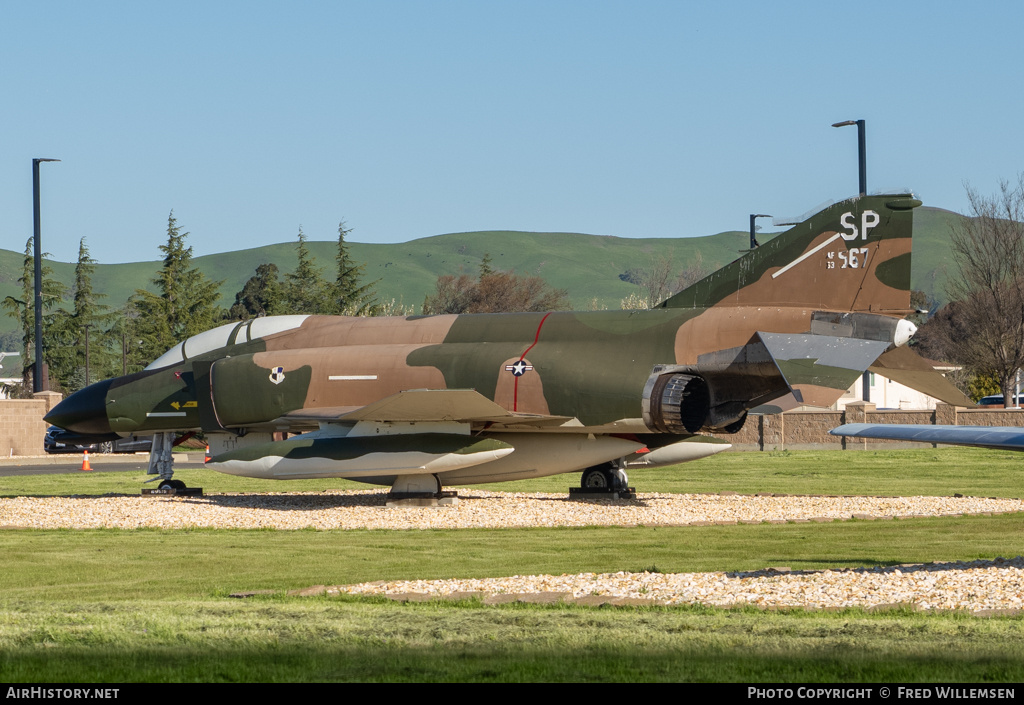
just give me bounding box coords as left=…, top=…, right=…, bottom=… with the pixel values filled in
left=0, top=489, right=1021, bottom=530
left=5, top=490, right=1023, bottom=613
left=330, top=558, right=1024, bottom=613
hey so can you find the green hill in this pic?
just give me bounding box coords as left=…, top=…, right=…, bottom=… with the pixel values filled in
left=0, top=205, right=962, bottom=341
left=909, top=206, right=959, bottom=309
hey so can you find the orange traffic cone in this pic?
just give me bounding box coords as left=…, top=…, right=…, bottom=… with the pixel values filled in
left=80, top=450, right=92, bottom=472
left=204, top=445, right=211, bottom=463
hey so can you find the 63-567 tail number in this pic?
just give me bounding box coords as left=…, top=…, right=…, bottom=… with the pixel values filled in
left=827, top=247, right=869, bottom=269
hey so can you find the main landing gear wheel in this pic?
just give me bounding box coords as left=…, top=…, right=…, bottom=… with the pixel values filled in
left=580, top=464, right=629, bottom=491
left=158, top=479, right=187, bottom=491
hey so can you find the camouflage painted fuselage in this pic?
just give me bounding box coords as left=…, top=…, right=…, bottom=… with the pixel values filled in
left=92, top=306, right=867, bottom=435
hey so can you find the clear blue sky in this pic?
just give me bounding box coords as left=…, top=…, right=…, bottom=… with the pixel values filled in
left=3, top=0, right=1023, bottom=264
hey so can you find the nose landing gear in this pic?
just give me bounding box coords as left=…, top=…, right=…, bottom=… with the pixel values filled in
left=141, top=432, right=203, bottom=497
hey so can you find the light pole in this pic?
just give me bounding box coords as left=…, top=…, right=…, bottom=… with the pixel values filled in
left=831, top=120, right=866, bottom=196
left=32, top=158, right=60, bottom=393
left=832, top=120, right=869, bottom=402
left=749, top=214, right=772, bottom=250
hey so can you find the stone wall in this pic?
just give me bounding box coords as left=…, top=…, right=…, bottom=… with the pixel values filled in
left=715, top=402, right=1024, bottom=451
left=0, top=392, right=61, bottom=456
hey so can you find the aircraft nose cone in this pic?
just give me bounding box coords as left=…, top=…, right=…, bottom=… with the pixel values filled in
left=43, top=378, right=114, bottom=435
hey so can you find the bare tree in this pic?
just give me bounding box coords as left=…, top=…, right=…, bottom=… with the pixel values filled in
left=639, top=255, right=676, bottom=308
left=943, top=176, right=1024, bottom=406
left=673, top=250, right=711, bottom=293
left=421, top=274, right=479, bottom=314
left=422, top=270, right=570, bottom=315
left=630, top=253, right=713, bottom=308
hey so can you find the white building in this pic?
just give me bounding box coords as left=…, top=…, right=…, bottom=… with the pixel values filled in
left=834, top=362, right=962, bottom=411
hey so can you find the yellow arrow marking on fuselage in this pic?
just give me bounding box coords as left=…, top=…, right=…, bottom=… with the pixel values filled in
left=170, top=401, right=198, bottom=410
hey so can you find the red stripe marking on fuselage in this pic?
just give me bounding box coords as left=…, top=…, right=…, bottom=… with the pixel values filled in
left=513, top=312, right=552, bottom=412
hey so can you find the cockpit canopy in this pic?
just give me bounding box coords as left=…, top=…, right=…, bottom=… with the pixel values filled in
left=145, top=315, right=309, bottom=370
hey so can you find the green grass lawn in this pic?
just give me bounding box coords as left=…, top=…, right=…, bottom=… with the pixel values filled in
left=3, top=599, right=1023, bottom=683
left=2, top=448, right=1024, bottom=682
left=3, top=516, right=1024, bottom=601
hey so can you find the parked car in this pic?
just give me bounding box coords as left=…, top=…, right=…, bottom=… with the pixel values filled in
left=978, top=394, right=1024, bottom=407
left=44, top=426, right=153, bottom=454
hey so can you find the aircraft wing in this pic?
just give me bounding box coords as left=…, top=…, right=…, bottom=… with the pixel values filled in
left=282, top=389, right=574, bottom=427
left=831, top=423, right=1024, bottom=451
left=757, top=332, right=892, bottom=408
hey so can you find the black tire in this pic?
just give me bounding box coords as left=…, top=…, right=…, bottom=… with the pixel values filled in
left=581, top=466, right=614, bottom=489
left=159, top=479, right=187, bottom=491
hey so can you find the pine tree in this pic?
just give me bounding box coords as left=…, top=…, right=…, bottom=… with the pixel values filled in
left=1, top=238, right=68, bottom=391
left=1, top=240, right=35, bottom=367
left=332, top=220, right=376, bottom=315
left=479, top=253, right=495, bottom=278
left=45, top=238, right=116, bottom=392
left=72, top=239, right=108, bottom=325
left=283, top=227, right=329, bottom=314
left=129, top=212, right=222, bottom=365
left=66, top=239, right=116, bottom=389
left=229, top=263, right=283, bottom=319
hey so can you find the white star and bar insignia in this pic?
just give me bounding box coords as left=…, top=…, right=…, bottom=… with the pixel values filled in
left=505, top=360, right=533, bottom=377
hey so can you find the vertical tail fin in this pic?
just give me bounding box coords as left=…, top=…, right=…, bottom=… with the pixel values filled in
left=659, top=193, right=920, bottom=313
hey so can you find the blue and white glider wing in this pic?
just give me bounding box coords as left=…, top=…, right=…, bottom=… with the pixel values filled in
left=831, top=423, right=1024, bottom=451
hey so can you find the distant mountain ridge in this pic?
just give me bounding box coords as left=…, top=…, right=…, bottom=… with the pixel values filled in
left=0, top=206, right=960, bottom=334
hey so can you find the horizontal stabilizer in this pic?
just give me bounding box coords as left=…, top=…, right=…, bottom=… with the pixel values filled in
left=671, top=332, right=893, bottom=424
left=680, top=333, right=893, bottom=421
left=756, top=332, right=891, bottom=408
left=832, top=423, right=1024, bottom=451
left=868, top=346, right=975, bottom=407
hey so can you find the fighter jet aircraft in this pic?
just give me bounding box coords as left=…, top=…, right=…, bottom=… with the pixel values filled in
left=45, top=192, right=968, bottom=495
